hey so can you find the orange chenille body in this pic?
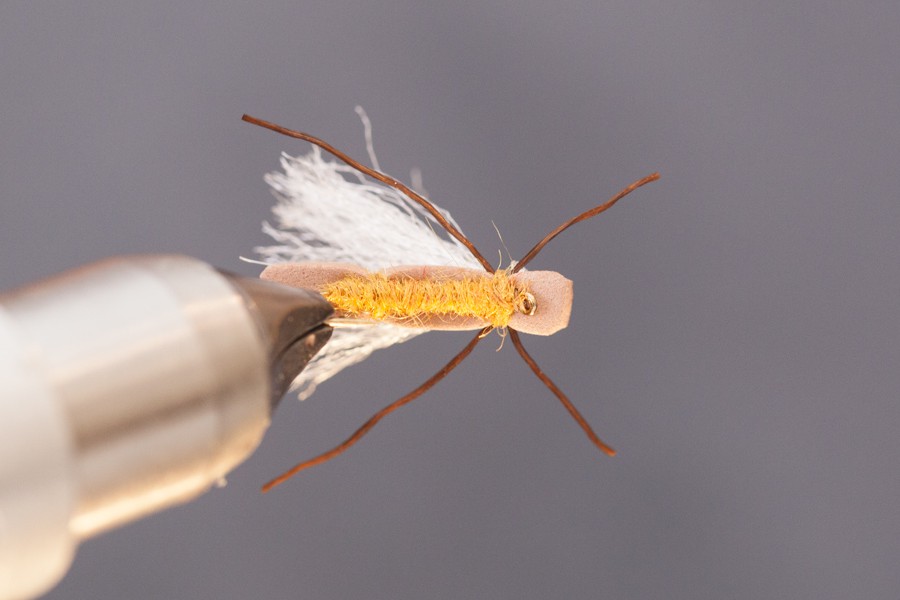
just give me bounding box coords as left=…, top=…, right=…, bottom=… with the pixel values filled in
left=261, top=263, right=573, bottom=334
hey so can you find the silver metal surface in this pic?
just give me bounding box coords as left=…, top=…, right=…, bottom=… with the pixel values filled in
left=0, top=255, right=333, bottom=598
left=1, top=256, right=269, bottom=537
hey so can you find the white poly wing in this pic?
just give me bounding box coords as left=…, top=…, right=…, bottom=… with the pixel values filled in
left=254, top=148, right=484, bottom=399
left=256, top=148, right=481, bottom=270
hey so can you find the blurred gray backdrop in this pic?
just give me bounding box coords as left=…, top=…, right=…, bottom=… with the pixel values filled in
left=2, top=2, right=899, bottom=599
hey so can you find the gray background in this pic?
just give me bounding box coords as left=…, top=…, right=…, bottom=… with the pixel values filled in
left=2, top=2, right=899, bottom=599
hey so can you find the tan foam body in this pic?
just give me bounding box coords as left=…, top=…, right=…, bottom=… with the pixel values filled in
left=261, top=263, right=572, bottom=335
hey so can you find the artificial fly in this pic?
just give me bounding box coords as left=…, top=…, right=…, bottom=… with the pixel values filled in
left=242, top=113, right=659, bottom=492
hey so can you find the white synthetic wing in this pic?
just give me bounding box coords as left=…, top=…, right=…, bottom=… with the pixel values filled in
left=255, top=147, right=483, bottom=399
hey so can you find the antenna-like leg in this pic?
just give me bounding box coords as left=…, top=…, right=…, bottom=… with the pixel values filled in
left=262, top=328, right=489, bottom=492
left=508, top=329, right=616, bottom=457
left=514, top=172, right=660, bottom=272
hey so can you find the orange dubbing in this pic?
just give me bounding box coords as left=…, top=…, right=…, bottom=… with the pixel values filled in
left=321, top=270, right=527, bottom=328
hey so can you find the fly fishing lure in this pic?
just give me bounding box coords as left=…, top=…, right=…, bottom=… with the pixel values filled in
left=243, top=113, right=659, bottom=492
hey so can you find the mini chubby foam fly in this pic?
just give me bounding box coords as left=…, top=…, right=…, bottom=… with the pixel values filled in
left=243, top=112, right=659, bottom=492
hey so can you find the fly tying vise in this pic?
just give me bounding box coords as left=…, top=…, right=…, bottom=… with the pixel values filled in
left=242, top=113, right=659, bottom=492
